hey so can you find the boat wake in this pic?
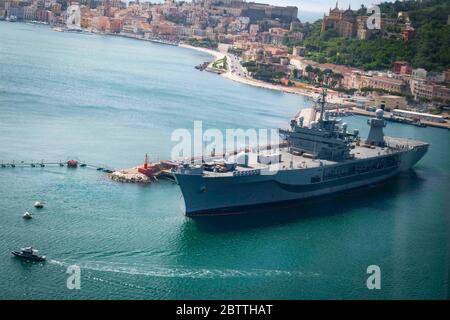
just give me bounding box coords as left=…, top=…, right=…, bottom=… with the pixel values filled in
left=49, top=259, right=318, bottom=279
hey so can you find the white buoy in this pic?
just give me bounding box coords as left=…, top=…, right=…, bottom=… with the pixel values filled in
left=34, top=201, right=44, bottom=208
left=23, top=212, right=33, bottom=219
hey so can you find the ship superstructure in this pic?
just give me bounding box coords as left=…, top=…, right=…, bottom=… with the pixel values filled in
left=174, top=90, right=429, bottom=216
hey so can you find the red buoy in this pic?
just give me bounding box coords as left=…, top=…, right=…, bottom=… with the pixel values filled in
left=67, top=160, right=78, bottom=168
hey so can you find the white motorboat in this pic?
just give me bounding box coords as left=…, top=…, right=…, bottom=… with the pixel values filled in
left=23, top=212, right=33, bottom=219
left=34, top=201, right=44, bottom=208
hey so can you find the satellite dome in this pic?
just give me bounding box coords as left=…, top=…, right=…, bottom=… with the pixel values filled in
left=342, top=122, right=348, bottom=133
left=375, top=109, right=384, bottom=118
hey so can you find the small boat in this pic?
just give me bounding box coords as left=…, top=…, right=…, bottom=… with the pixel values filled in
left=11, top=247, right=46, bottom=262
left=96, top=167, right=104, bottom=171
left=413, top=121, right=427, bottom=128
left=80, top=163, right=87, bottom=167
left=66, top=27, right=83, bottom=33
left=23, top=212, right=33, bottom=219
left=34, top=201, right=44, bottom=208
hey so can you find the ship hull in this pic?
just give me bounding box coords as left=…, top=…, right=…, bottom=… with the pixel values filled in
left=175, top=144, right=428, bottom=217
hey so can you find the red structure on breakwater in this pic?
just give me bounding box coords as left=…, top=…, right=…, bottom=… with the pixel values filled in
left=137, top=153, right=178, bottom=177
left=138, top=153, right=156, bottom=176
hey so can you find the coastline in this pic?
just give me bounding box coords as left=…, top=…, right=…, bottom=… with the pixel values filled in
left=179, top=43, right=225, bottom=60
left=9, top=22, right=448, bottom=127
left=179, top=43, right=346, bottom=104
left=346, top=107, right=450, bottom=130
left=180, top=43, right=449, bottom=130
left=13, top=21, right=332, bottom=103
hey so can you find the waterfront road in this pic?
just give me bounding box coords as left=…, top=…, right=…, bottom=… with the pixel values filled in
left=218, top=43, right=249, bottom=78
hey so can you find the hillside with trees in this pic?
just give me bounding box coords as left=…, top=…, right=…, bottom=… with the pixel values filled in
left=297, top=0, right=450, bottom=72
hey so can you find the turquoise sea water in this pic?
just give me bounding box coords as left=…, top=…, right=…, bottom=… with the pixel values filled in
left=0, top=22, right=449, bottom=299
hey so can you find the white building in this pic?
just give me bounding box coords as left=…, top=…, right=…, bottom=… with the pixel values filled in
left=392, top=109, right=445, bottom=123
left=411, top=68, right=427, bottom=80
left=24, top=5, right=37, bottom=20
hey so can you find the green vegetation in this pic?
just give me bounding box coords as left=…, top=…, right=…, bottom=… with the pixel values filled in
left=164, top=14, right=189, bottom=26
left=300, top=0, right=450, bottom=72
left=257, top=20, right=270, bottom=32
left=242, top=61, right=285, bottom=83
left=228, top=47, right=245, bottom=57
left=291, top=20, right=323, bottom=39
left=378, top=0, right=448, bottom=19
left=282, top=32, right=303, bottom=48
left=187, top=38, right=218, bottom=50
left=333, top=87, right=358, bottom=95
left=212, top=57, right=228, bottom=70
left=360, top=87, right=414, bottom=100
left=298, top=65, right=344, bottom=89
left=304, top=36, right=413, bottom=70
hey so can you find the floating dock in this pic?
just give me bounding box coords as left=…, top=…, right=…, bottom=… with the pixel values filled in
left=0, top=159, right=114, bottom=172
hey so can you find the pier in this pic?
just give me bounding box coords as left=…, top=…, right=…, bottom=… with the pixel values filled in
left=0, top=159, right=114, bottom=172
left=1, top=142, right=288, bottom=185
left=326, top=106, right=450, bottom=130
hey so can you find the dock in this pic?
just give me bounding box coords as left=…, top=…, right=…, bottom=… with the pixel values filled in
left=0, top=159, right=114, bottom=172
left=327, top=106, right=450, bottom=130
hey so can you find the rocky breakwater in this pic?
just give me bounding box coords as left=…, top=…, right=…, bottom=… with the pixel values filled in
left=109, top=168, right=151, bottom=184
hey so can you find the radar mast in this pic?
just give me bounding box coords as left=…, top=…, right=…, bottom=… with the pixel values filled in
left=317, top=89, right=327, bottom=128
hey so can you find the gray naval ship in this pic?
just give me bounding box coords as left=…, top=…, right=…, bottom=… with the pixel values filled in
left=174, top=90, right=429, bottom=216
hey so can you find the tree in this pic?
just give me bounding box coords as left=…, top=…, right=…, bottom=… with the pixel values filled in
left=258, top=20, right=270, bottom=32
left=300, top=0, right=450, bottom=72
left=304, top=64, right=313, bottom=79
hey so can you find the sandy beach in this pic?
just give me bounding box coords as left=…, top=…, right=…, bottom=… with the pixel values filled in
left=178, top=48, right=450, bottom=129
left=179, top=43, right=226, bottom=60
left=179, top=43, right=345, bottom=104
